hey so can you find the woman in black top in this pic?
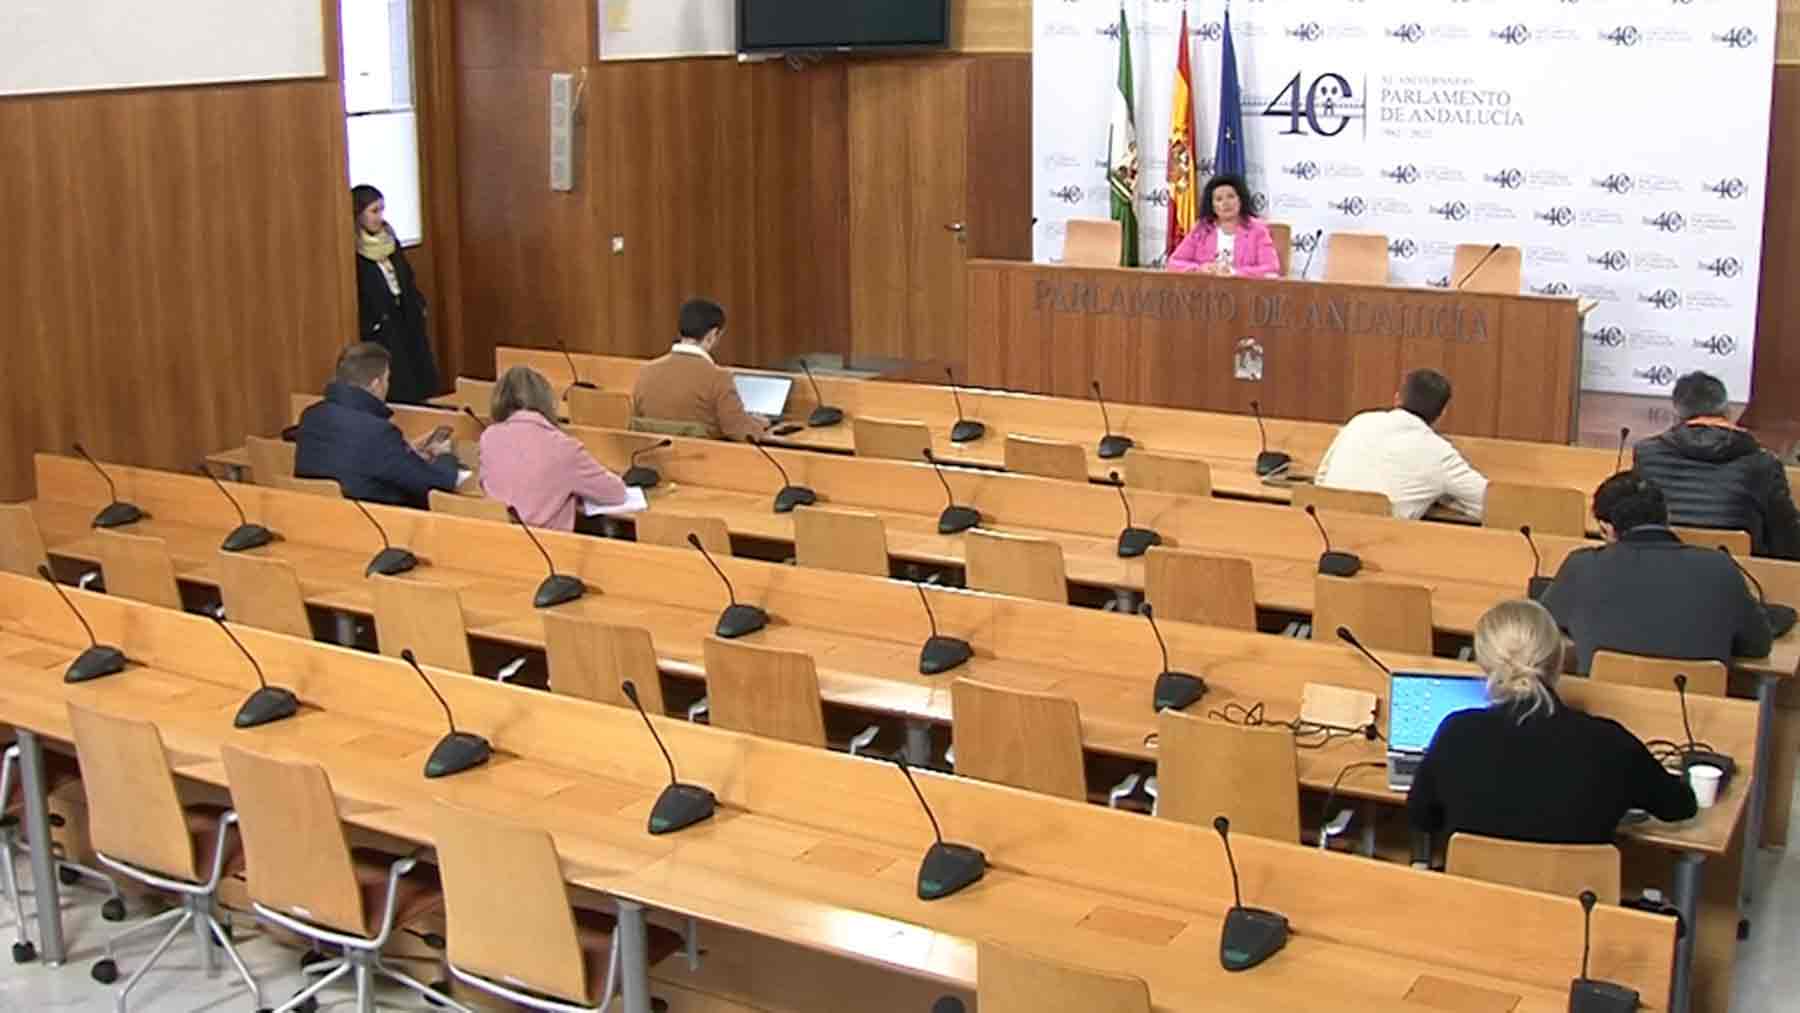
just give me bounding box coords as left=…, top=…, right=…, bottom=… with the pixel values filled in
left=1407, top=599, right=1697, bottom=845
left=351, top=184, right=440, bottom=405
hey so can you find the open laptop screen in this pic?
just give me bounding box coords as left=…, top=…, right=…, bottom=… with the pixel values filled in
left=1387, top=672, right=1490, bottom=753
left=733, top=373, right=794, bottom=419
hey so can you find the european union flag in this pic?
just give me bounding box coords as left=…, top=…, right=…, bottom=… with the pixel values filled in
left=1213, top=9, right=1246, bottom=179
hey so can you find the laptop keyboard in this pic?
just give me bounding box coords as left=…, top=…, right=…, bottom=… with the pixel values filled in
left=1388, top=754, right=1420, bottom=788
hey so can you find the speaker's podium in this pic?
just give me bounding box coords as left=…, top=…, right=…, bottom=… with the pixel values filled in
left=963, top=260, right=1585, bottom=443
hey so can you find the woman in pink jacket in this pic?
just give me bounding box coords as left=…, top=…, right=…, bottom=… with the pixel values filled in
left=479, top=366, right=629, bottom=530
left=1166, top=174, right=1282, bottom=278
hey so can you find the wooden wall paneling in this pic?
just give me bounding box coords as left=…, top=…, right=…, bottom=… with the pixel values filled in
left=1782, top=0, right=1800, bottom=63
left=1748, top=66, right=1800, bottom=426
left=415, top=0, right=468, bottom=382
left=952, top=0, right=1033, bottom=53
left=964, top=56, right=1033, bottom=264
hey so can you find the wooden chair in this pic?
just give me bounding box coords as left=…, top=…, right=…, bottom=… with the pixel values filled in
left=1324, top=232, right=1390, bottom=284
left=1062, top=219, right=1124, bottom=267
left=1155, top=709, right=1299, bottom=841
left=635, top=512, right=731, bottom=555
left=370, top=575, right=474, bottom=674
left=1313, top=575, right=1434, bottom=656
left=1671, top=526, right=1752, bottom=555
left=1590, top=651, right=1729, bottom=697
left=701, top=638, right=879, bottom=755
left=964, top=529, right=1068, bottom=604
left=852, top=416, right=932, bottom=463
left=1483, top=482, right=1587, bottom=538
left=1126, top=450, right=1213, bottom=497
left=245, top=436, right=296, bottom=487
left=949, top=679, right=1087, bottom=802
left=273, top=475, right=345, bottom=499
left=543, top=615, right=664, bottom=712
left=215, top=551, right=312, bottom=640
left=433, top=801, right=687, bottom=1012
left=977, top=940, right=1150, bottom=1013
left=1446, top=833, right=1621, bottom=905
left=1267, top=222, right=1293, bottom=277
left=793, top=506, right=889, bottom=577
left=93, top=529, right=182, bottom=611
left=219, top=745, right=458, bottom=1011
left=429, top=489, right=510, bottom=523
left=565, top=387, right=633, bottom=429
left=0, top=503, right=49, bottom=577
left=1143, top=548, right=1256, bottom=631
left=1003, top=434, right=1088, bottom=483
left=1449, top=243, right=1524, bottom=295
left=455, top=377, right=496, bottom=413
left=1292, top=484, right=1391, bottom=517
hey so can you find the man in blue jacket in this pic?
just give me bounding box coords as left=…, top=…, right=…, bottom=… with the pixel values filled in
left=295, top=342, right=461, bottom=507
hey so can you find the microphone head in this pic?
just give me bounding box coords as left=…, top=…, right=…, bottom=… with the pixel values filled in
left=1334, top=625, right=1355, bottom=645
left=1520, top=525, right=1532, bottom=538
left=1250, top=400, right=1261, bottom=413
left=1674, top=673, right=1688, bottom=692
left=36, top=563, right=53, bottom=581
left=1109, top=470, right=1122, bottom=484
left=621, top=679, right=641, bottom=704
left=1305, top=504, right=1318, bottom=518
left=1579, top=890, right=1597, bottom=913
left=1091, top=380, right=1103, bottom=396
left=1213, top=815, right=1230, bottom=836
left=655, top=438, right=673, bottom=449
left=1142, top=603, right=1155, bottom=621
left=923, top=448, right=938, bottom=463
left=73, top=441, right=89, bottom=456
left=506, top=505, right=522, bottom=522
left=686, top=532, right=704, bottom=549
left=1619, top=426, right=1630, bottom=442
left=401, top=648, right=418, bottom=666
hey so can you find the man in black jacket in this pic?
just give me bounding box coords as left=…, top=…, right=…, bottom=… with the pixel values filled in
left=1542, top=472, right=1771, bottom=672
left=1633, top=371, right=1800, bottom=559
left=294, top=343, right=461, bottom=508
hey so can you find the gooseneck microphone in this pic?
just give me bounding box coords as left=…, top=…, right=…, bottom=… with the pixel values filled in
left=1145, top=604, right=1207, bottom=712
left=1569, top=889, right=1639, bottom=1012
left=1674, top=672, right=1736, bottom=798
left=73, top=443, right=145, bottom=528
left=1305, top=505, right=1362, bottom=576
left=197, top=464, right=276, bottom=552
left=558, top=340, right=597, bottom=390
left=1109, top=470, right=1161, bottom=558
left=623, top=438, right=673, bottom=489
left=506, top=506, right=586, bottom=608
left=400, top=649, right=491, bottom=778
left=1717, top=545, right=1797, bottom=636
left=944, top=367, right=986, bottom=443
left=1521, top=525, right=1552, bottom=601
left=1336, top=626, right=1392, bottom=676
left=799, top=359, right=844, bottom=427
left=37, top=564, right=127, bottom=683
left=622, top=679, right=716, bottom=833
left=1092, top=381, right=1134, bottom=459
left=1454, top=242, right=1504, bottom=290
left=351, top=498, right=419, bottom=577
left=1251, top=401, right=1292, bottom=477
left=1614, top=426, right=1630, bottom=473
left=891, top=755, right=986, bottom=900
left=1298, top=229, right=1324, bottom=280
left=461, top=406, right=488, bottom=430
left=212, top=617, right=299, bottom=728
left=748, top=435, right=817, bottom=513
left=1214, top=816, right=1288, bottom=971
left=914, top=582, right=973, bottom=675
left=689, top=533, right=768, bottom=638
left=923, top=450, right=980, bottom=534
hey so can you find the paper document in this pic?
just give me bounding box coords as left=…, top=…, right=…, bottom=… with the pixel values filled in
left=581, top=486, right=648, bottom=517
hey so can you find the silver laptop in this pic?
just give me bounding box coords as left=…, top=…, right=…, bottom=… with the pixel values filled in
left=733, top=373, right=794, bottom=422
left=1386, top=671, right=1490, bottom=791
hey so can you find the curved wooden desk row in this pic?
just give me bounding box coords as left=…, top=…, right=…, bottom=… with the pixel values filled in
left=0, top=574, right=1676, bottom=1010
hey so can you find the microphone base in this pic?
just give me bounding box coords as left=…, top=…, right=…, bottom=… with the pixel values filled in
left=649, top=782, right=717, bottom=834
left=1318, top=551, right=1362, bottom=578
left=918, top=841, right=986, bottom=901
left=65, top=645, right=128, bottom=684
left=533, top=574, right=587, bottom=609
left=920, top=635, right=974, bottom=676
left=1117, top=526, right=1162, bottom=559
left=773, top=485, right=818, bottom=514
left=1255, top=452, right=1293, bottom=478
left=367, top=547, right=419, bottom=578
left=950, top=419, right=986, bottom=443
left=1569, top=978, right=1639, bottom=1013
left=1527, top=576, right=1554, bottom=601
left=221, top=524, right=276, bottom=553
left=1682, top=750, right=1736, bottom=799
left=1221, top=906, right=1288, bottom=971
left=622, top=466, right=661, bottom=489
left=424, top=732, right=492, bottom=779
left=716, top=603, right=769, bottom=639
left=938, top=505, right=981, bottom=534
left=808, top=406, right=845, bottom=428
left=93, top=502, right=145, bottom=529
left=234, top=686, right=300, bottom=728
left=1098, top=435, right=1134, bottom=460
left=1154, top=670, right=1208, bottom=712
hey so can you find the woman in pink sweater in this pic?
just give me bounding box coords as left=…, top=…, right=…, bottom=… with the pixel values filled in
left=479, top=366, right=628, bottom=530
left=1166, top=174, right=1282, bottom=278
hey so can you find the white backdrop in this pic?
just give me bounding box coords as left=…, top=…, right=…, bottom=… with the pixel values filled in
left=1033, top=0, right=1777, bottom=397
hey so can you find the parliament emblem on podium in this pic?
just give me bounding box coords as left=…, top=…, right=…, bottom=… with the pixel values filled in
left=1234, top=338, right=1266, bottom=382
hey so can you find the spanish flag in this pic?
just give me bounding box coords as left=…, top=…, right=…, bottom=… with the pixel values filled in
left=1165, top=10, right=1198, bottom=257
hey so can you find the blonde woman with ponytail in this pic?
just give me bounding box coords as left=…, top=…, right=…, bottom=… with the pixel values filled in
left=1407, top=600, right=1696, bottom=846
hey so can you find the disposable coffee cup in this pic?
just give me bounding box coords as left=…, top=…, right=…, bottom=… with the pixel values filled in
left=1688, top=764, right=1723, bottom=809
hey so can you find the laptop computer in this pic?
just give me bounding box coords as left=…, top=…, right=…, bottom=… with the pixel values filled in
left=733, top=373, right=794, bottom=422
left=1386, top=671, right=1490, bottom=791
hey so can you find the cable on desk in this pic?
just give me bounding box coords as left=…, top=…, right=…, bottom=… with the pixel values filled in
left=1207, top=700, right=1384, bottom=749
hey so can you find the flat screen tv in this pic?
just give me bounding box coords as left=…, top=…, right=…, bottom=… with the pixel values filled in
left=737, top=0, right=951, bottom=54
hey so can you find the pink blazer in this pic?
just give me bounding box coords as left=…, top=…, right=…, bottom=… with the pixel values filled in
left=479, top=411, right=628, bottom=531
left=1166, top=219, right=1282, bottom=278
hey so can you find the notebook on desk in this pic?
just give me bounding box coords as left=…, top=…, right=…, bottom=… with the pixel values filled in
left=1386, top=671, right=1490, bottom=792
left=733, top=373, right=793, bottom=422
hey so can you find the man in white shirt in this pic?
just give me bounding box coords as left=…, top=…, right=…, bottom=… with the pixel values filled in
left=1313, top=369, right=1489, bottom=520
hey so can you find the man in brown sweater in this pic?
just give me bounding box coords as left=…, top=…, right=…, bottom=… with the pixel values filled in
left=631, top=299, right=768, bottom=441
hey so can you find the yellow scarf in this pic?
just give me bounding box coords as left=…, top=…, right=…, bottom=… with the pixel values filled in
left=356, top=225, right=397, bottom=263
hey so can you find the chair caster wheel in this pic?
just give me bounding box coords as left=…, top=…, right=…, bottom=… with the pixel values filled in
left=92, top=958, right=119, bottom=984
left=101, top=898, right=126, bottom=922
left=299, top=949, right=330, bottom=971
left=1738, top=918, right=1751, bottom=940
left=425, top=981, right=449, bottom=1007
left=58, top=866, right=78, bottom=886
left=295, top=996, right=319, bottom=1013
left=651, top=999, right=669, bottom=1013
left=11, top=941, right=35, bottom=963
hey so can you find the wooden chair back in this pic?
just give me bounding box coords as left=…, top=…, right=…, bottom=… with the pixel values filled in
left=543, top=614, right=664, bottom=712
left=66, top=702, right=199, bottom=882
left=1292, top=484, right=1391, bottom=517
left=1450, top=243, right=1524, bottom=295
left=702, top=637, right=827, bottom=748
left=964, top=529, right=1068, bottom=604
left=950, top=679, right=1087, bottom=802
left=216, top=551, right=312, bottom=639
left=0, top=503, right=49, bottom=577
left=1590, top=651, right=1729, bottom=698
left=631, top=417, right=712, bottom=439
left=1267, top=222, right=1293, bottom=277
left=1155, top=709, right=1299, bottom=841
left=1313, top=575, right=1434, bottom=656
left=794, top=507, right=890, bottom=577
left=219, top=746, right=370, bottom=936
left=434, top=801, right=592, bottom=1004
left=1143, top=548, right=1256, bottom=631
left=370, top=575, right=473, bottom=673
left=564, top=387, right=632, bottom=430
left=1125, top=450, right=1213, bottom=497
left=454, top=377, right=496, bottom=413
left=1484, top=482, right=1588, bottom=538
left=428, top=490, right=510, bottom=523
left=977, top=940, right=1150, bottom=1013
left=93, top=529, right=182, bottom=610
left=636, top=512, right=731, bottom=555
left=246, top=436, right=296, bottom=486
left=1003, top=434, right=1089, bottom=483
left=1324, top=232, right=1390, bottom=284
left=1671, top=526, right=1752, bottom=555
left=852, top=416, right=932, bottom=463
left=272, top=475, right=344, bottom=499
left=1446, top=833, right=1621, bottom=905
left=1062, top=219, right=1124, bottom=267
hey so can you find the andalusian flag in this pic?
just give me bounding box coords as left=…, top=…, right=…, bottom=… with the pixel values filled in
left=1108, top=7, right=1140, bottom=268
left=1164, top=9, right=1199, bottom=257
